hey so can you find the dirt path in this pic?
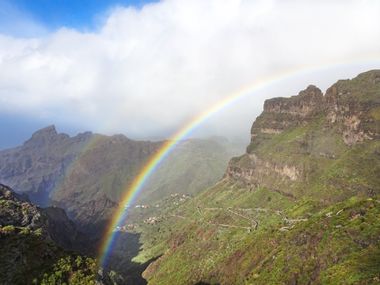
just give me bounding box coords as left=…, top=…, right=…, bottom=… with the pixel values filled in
left=170, top=205, right=307, bottom=233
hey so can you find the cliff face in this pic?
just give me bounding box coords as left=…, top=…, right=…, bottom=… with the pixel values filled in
left=324, top=70, right=380, bottom=145
left=249, top=70, right=380, bottom=148
left=252, top=85, right=324, bottom=140
left=226, top=70, right=380, bottom=200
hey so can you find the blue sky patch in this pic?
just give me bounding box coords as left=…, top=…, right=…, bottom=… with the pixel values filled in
left=0, top=0, right=155, bottom=36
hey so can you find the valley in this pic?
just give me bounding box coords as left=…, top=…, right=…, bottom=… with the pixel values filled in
left=0, top=129, right=241, bottom=234
left=117, top=70, right=380, bottom=284
left=1, top=70, right=379, bottom=284
left=1, top=1, right=379, bottom=284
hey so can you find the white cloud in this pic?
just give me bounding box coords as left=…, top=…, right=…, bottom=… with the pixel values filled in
left=0, top=0, right=379, bottom=139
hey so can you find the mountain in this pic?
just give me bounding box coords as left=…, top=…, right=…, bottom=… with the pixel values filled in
left=0, top=127, right=243, bottom=232
left=0, top=183, right=122, bottom=284
left=0, top=125, right=93, bottom=207
left=130, top=70, right=380, bottom=284
left=0, top=128, right=161, bottom=232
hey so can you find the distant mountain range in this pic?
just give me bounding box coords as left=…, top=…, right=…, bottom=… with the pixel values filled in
left=0, top=127, right=243, bottom=233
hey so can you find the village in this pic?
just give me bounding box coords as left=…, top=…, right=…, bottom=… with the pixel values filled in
left=114, top=192, right=315, bottom=234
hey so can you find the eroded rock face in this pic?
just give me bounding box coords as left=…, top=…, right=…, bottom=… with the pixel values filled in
left=226, top=154, right=300, bottom=182
left=225, top=154, right=301, bottom=198
left=263, top=85, right=323, bottom=117
left=250, top=85, right=324, bottom=148
left=250, top=71, right=380, bottom=149
left=324, top=72, right=380, bottom=146
left=226, top=70, right=380, bottom=196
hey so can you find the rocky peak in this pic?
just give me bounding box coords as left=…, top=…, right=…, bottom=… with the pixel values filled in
left=24, top=125, right=69, bottom=148
left=263, top=85, right=323, bottom=117
left=250, top=85, right=323, bottom=149
left=31, top=125, right=57, bottom=137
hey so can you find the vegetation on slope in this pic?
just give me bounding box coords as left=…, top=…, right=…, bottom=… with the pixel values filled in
left=133, top=70, right=380, bottom=285
left=0, top=184, right=121, bottom=285
left=137, top=183, right=380, bottom=285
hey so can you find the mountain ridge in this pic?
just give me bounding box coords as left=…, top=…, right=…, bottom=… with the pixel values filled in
left=0, top=126, right=243, bottom=233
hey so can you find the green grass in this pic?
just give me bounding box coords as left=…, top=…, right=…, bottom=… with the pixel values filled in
left=141, top=191, right=380, bottom=285
left=133, top=71, right=380, bottom=284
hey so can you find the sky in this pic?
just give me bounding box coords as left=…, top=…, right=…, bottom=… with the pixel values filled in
left=0, top=0, right=379, bottom=149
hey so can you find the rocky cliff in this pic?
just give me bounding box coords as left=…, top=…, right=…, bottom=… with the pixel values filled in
left=226, top=70, right=380, bottom=201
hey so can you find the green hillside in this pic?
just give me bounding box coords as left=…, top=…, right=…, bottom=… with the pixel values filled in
left=129, top=70, right=380, bottom=285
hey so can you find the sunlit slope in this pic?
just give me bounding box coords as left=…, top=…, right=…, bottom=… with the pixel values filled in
left=142, top=184, right=380, bottom=285
left=138, top=70, right=380, bottom=285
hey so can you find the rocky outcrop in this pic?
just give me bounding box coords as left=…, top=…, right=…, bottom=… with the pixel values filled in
left=226, top=70, right=380, bottom=197
left=0, top=184, right=89, bottom=252
left=251, top=85, right=323, bottom=143
left=0, top=184, right=122, bottom=284
left=24, top=125, right=70, bottom=148
left=249, top=71, right=380, bottom=150
left=225, top=154, right=301, bottom=198
left=263, top=85, right=323, bottom=117
left=0, top=184, right=42, bottom=229
left=324, top=70, right=380, bottom=145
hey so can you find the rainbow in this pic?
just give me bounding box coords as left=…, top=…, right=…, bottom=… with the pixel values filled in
left=98, top=58, right=380, bottom=266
